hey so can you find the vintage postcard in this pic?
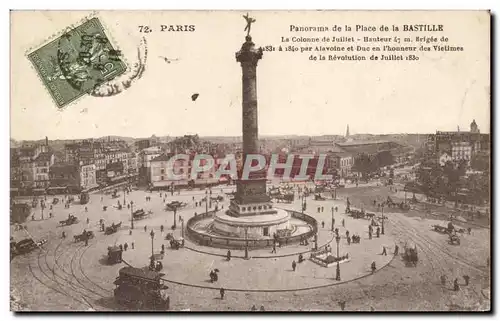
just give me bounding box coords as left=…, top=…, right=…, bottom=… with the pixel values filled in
left=10, top=11, right=490, bottom=312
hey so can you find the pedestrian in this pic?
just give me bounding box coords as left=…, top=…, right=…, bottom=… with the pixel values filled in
left=292, top=260, right=297, bottom=271
left=454, top=278, right=460, bottom=291
left=321, top=221, right=325, bottom=228
left=119, top=244, right=123, bottom=251
left=251, top=305, right=257, bottom=311
left=371, top=261, right=376, bottom=273
left=467, top=227, right=471, bottom=235
left=338, top=301, right=346, bottom=311
left=192, top=196, right=195, bottom=201
left=317, top=207, right=320, bottom=213
left=85, top=238, right=88, bottom=246
left=382, top=246, right=387, bottom=256
left=346, top=230, right=350, bottom=238
left=161, top=225, right=164, bottom=233
left=220, top=287, right=225, bottom=300
left=49, top=212, right=53, bottom=218
left=260, top=306, right=265, bottom=311
left=144, top=226, right=147, bottom=232
left=440, top=275, right=446, bottom=285
left=85, top=206, right=88, bottom=212
left=347, top=236, right=351, bottom=245
left=376, top=227, right=380, bottom=238
left=124, top=243, right=128, bottom=251
left=131, top=242, right=135, bottom=249
left=194, top=212, right=197, bottom=217
left=321, top=206, right=324, bottom=212
left=342, top=219, right=345, bottom=227
left=369, top=231, right=372, bottom=240
left=62, top=231, right=66, bottom=239
left=161, top=244, right=165, bottom=253
left=160, top=192, right=162, bottom=197
left=271, top=243, right=277, bottom=254
left=463, top=275, right=470, bottom=286
left=394, top=245, right=399, bottom=255
left=86, top=217, right=90, bottom=224
left=227, top=250, right=231, bottom=261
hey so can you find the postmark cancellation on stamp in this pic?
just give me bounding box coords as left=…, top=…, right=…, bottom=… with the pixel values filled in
left=27, top=17, right=127, bottom=108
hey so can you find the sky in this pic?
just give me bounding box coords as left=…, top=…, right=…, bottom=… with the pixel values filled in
left=10, top=11, right=490, bottom=141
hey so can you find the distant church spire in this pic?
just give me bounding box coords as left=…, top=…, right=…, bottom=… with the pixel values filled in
left=346, top=124, right=350, bottom=138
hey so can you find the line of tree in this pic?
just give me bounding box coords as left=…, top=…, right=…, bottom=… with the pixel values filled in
left=416, top=159, right=489, bottom=205
left=352, top=151, right=394, bottom=179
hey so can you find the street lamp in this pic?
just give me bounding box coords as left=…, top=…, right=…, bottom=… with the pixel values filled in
left=335, top=235, right=341, bottom=258
left=150, top=229, right=155, bottom=258
left=181, top=217, right=185, bottom=238
left=173, top=207, right=177, bottom=229
left=244, top=227, right=249, bottom=259
left=205, top=190, right=208, bottom=216
left=130, top=200, right=134, bottom=229
left=331, top=206, right=334, bottom=231
left=381, top=204, right=385, bottom=235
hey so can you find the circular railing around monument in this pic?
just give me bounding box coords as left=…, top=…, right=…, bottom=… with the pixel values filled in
left=185, top=209, right=318, bottom=249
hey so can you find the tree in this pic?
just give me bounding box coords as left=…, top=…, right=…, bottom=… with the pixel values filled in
left=471, top=152, right=490, bottom=172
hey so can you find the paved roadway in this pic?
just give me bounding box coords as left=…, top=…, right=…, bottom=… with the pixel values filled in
left=10, top=183, right=490, bottom=311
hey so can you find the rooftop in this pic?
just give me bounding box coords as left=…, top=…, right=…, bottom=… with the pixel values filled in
left=35, top=152, right=53, bottom=162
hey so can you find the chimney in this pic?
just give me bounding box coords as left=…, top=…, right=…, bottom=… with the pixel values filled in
left=45, top=136, right=49, bottom=146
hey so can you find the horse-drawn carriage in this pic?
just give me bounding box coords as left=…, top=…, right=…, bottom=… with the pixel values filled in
left=105, top=222, right=122, bottom=235
left=80, top=192, right=89, bottom=205
left=52, top=198, right=59, bottom=205
left=149, top=254, right=164, bottom=271
left=314, top=193, right=326, bottom=201
left=132, top=209, right=150, bottom=220
left=449, top=233, right=461, bottom=245
left=349, top=209, right=366, bottom=219
left=59, top=215, right=79, bottom=226
left=274, top=193, right=294, bottom=203
left=433, top=221, right=455, bottom=234
left=114, top=267, right=169, bottom=310
left=403, top=244, right=418, bottom=266
left=74, top=230, right=95, bottom=243
left=111, top=189, right=120, bottom=199
left=165, top=233, right=184, bottom=250
left=107, top=246, right=123, bottom=264
left=432, top=225, right=449, bottom=233
left=210, top=195, right=224, bottom=202
left=366, top=212, right=376, bottom=220
left=165, top=201, right=187, bottom=211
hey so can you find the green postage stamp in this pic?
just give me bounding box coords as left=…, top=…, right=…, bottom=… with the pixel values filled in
left=27, top=17, right=127, bottom=108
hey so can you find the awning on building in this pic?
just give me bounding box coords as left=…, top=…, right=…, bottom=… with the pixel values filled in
left=47, top=187, right=67, bottom=191
left=10, top=188, right=19, bottom=192
left=33, top=188, right=46, bottom=192
left=110, top=176, right=128, bottom=182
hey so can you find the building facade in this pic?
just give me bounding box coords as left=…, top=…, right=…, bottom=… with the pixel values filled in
left=79, top=163, right=97, bottom=190
left=34, top=152, right=55, bottom=188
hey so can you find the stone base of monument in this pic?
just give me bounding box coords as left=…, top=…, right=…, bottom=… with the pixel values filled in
left=186, top=208, right=317, bottom=249
left=212, top=208, right=291, bottom=238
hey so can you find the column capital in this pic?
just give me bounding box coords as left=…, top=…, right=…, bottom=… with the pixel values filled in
left=236, top=36, right=263, bottom=65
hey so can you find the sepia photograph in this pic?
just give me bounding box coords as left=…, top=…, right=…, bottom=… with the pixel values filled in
left=9, top=10, right=491, bottom=312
